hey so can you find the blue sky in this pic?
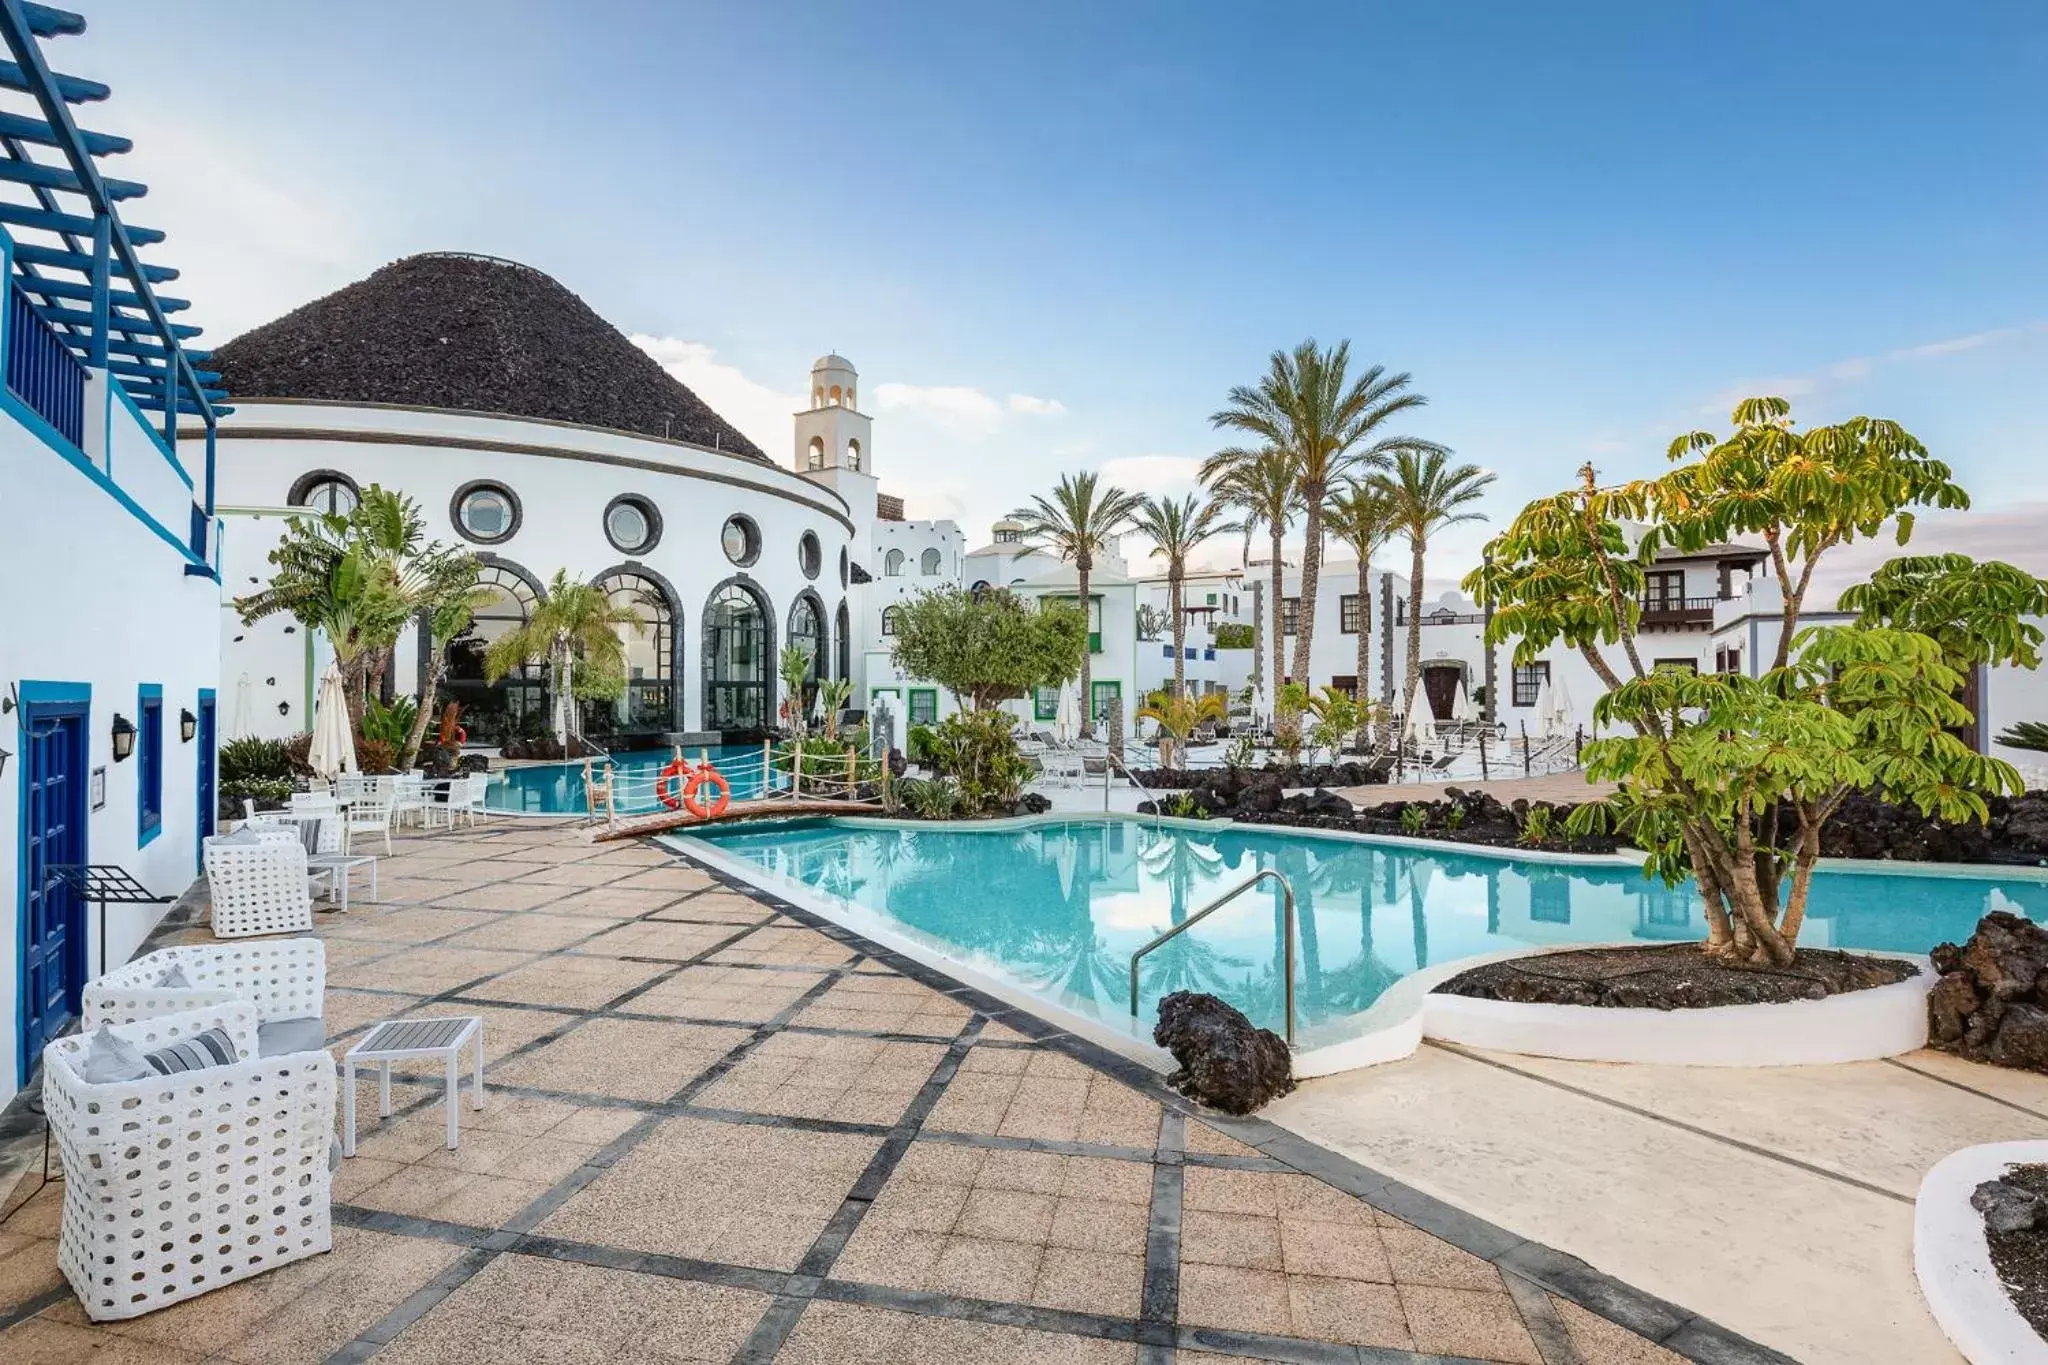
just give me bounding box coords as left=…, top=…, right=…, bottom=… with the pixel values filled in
left=76, top=1, right=2048, bottom=582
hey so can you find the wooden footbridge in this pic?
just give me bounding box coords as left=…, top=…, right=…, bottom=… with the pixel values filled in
left=575, top=743, right=889, bottom=843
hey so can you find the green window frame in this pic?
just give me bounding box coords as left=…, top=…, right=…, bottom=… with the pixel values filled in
left=1089, top=680, right=1122, bottom=725
left=908, top=688, right=939, bottom=726
left=1033, top=686, right=1058, bottom=721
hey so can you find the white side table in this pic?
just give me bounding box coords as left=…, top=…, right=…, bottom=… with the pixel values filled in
left=308, top=852, right=378, bottom=910
left=342, top=1016, right=484, bottom=1155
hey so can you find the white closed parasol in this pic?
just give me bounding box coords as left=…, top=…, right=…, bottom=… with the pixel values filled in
left=1403, top=686, right=1435, bottom=749
left=306, top=663, right=359, bottom=781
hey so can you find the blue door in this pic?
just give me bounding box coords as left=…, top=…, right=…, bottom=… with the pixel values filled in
left=195, top=690, right=217, bottom=856
left=19, top=694, right=88, bottom=1080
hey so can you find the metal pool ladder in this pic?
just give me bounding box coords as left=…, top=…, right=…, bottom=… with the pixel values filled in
left=1127, top=868, right=1297, bottom=1046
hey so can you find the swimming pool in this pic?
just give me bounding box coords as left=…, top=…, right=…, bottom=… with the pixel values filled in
left=681, top=816, right=2048, bottom=1046
left=486, top=745, right=770, bottom=815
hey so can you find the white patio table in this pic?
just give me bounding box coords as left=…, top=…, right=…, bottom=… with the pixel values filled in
left=342, top=1015, right=484, bottom=1155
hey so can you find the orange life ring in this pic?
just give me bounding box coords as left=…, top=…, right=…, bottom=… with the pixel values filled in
left=452, top=726, right=467, bottom=745
left=655, top=756, right=690, bottom=811
left=682, top=764, right=731, bottom=818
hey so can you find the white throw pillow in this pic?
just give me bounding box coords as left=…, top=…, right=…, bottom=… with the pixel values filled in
left=155, top=962, right=192, bottom=989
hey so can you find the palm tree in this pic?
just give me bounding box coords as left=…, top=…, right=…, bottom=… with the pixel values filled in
left=398, top=556, right=489, bottom=767
left=236, top=485, right=464, bottom=729
left=484, top=569, right=643, bottom=752
left=1130, top=493, right=1225, bottom=697
left=1205, top=447, right=1297, bottom=705
left=1323, top=483, right=1399, bottom=743
left=1369, top=450, right=1496, bottom=729
left=1136, top=690, right=1227, bottom=768
left=1010, top=471, right=1146, bottom=738
left=1208, top=341, right=1444, bottom=687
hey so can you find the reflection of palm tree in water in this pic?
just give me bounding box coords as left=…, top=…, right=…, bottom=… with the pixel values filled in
left=1408, top=857, right=1436, bottom=969
left=1129, top=830, right=1250, bottom=1016
left=1021, top=823, right=1125, bottom=1005
left=1312, top=848, right=1405, bottom=1017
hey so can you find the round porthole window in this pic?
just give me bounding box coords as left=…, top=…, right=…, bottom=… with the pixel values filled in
left=721, top=514, right=760, bottom=567
left=288, top=469, right=359, bottom=517
left=799, top=531, right=822, bottom=580
left=603, top=495, right=661, bottom=555
left=451, top=481, right=520, bottom=544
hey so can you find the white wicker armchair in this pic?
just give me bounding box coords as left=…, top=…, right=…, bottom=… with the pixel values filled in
left=83, top=939, right=326, bottom=1053
left=42, top=1002, right=335, bottom=1321
left=204, top=838, right=316, bottom=938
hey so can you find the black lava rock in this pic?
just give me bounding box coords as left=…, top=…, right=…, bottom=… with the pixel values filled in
left=1929, top=912, right=2048, bottom=1071
left=1975, top=1178, right=2048, bottom=1235
left=1153, top=990, right=1293, bottom=1115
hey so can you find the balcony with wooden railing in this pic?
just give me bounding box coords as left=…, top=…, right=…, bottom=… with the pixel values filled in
left=1637, top=594, right=1720, bottom=626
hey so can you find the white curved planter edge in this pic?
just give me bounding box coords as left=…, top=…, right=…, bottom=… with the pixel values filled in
left=1418, top=943, right=1934, bottom=1067
left=1915, top=1141, right=2048, bottom=1365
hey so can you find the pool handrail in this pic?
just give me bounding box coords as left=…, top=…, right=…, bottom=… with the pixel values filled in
left=1100, top=746, right=1160, bottom=827
left=1128, top=868, right=1296, bottom=1046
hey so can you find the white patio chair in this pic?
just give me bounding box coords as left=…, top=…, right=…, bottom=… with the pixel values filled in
left=332, top=774, right=367, bottom=805
left=84, top=938, right=327, bottom=1057
left=422, top=774, right=467, bottom=831
left=42, top=1002, right=335, bottom=1322
left=204, top=838, right=316, bottom=938
left=459, top=773, right=490, bottom=826
left=344, top=789, right=396, bottom=855
left=1037, top=752, right=1086, bottom=789
left=392, top=772, right=428, bottom=829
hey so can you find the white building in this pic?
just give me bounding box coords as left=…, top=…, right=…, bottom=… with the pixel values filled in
left=0, top=23, right=225, bottom=1102
left=207, top=255, right=936, bottom=749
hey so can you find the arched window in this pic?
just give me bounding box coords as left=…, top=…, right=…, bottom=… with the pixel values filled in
left=845, top=439, right=861, bottom=471
left=788, top=595, right=826, bottom=705
left=587, top=570, right=675, bottom=735
left=920, top=547, right=942, bottom=576
left=835, top=599, right=851, bottom=680
left=829, top=385, right=842, bottom=406
left=703, top=581, right=772, bottom=732
left=443, top=563, right=544, bottom=745
left=806, top=437, right=826, bottom=471
left=812, top=387, right=824, bottom=408
left=884, top=549, right=905, bottom=577
left=969, top=580, right=992, bottom=596
left=881, top=606, right=900, bottom=636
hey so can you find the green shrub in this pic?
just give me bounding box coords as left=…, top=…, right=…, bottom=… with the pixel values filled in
left=1213, top=623, right=1255, bottom=649
left=1519, top=803, right=1554, bottom=846
left=219, top=736, right=293, bottom=782
left=1445, top=805, right=1467, bottom=831
left=355, top=737, right=397, bottom=774
left=1399, top=804, right=1428, bottom=835
left=361, top=696, right=418, bottom=746
left=1161, top=791, right=1209, bottom=819
left=896, top=777, right=964, bottom=819
left=906, top=724, right=941, bottom=768
left=1223, top=735, right=1255, bottom=770
left=221, top=776, right=293, bottom=812
left=915, top=710, right=1031, bottom=814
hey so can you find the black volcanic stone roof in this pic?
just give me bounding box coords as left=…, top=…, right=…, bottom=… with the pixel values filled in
left=211, top=252, right=765, bottom=460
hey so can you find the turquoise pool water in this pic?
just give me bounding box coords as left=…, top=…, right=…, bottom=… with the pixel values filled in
left=685, top=818, right=2048, bottom=1039
left=486, top=745, right=769, bottom=815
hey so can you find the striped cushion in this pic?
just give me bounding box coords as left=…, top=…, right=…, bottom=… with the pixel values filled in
left=142, top=1027, right=237, bottom=1074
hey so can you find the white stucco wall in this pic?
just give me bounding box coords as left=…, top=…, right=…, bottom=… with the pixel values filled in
left=1, top=399, right=219, bottom=1100
left=210, top=401, right=857, bottom=738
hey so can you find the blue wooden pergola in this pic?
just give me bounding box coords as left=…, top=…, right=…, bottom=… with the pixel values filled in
left=0, top=0, right=228, bottom=547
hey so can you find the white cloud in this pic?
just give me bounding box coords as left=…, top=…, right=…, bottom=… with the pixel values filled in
left=1698, top=321, right=2047, bottom=416
left=1802, top=504, right=2048, bottom=602
left=1099, top=453, right=1203, bottom=495
left=630, top=336, right=799, bottom=455
left=871, top=382, right=1066, bottom=435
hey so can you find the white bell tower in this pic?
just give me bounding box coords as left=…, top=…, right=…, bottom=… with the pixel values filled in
left=795, top=354, right=872, bottom=479
left=793, top=351, right=879, bottom=570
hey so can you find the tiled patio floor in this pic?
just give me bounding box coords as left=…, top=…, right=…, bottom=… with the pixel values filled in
left=0, top=820, right=1739, bottom=1364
